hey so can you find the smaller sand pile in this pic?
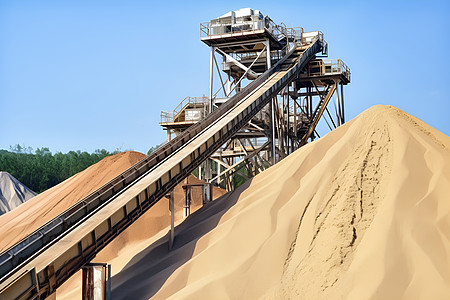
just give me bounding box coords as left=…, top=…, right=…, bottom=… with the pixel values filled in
left=0, top=151, right=146, bottom=252
left=0, top=171, right=36, bottom=215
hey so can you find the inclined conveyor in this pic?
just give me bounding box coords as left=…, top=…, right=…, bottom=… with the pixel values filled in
left=0, top=35, right=323, bottom=299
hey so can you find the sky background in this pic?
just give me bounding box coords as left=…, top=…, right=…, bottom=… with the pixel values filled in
left=1, top=0, right=449, bottom=154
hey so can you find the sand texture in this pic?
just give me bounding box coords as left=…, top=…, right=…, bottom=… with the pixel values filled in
left=0, top=151, right=146, bottom=252
left=104, top=105, right=450, bottom=300
left=0, top=171, right=36, bottom=215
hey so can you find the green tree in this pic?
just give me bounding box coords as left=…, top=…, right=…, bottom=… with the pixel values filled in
left=0, top=146, right=121, bottom=193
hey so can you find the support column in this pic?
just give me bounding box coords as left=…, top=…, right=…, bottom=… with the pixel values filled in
left=217, top=162, right=221, bottom=185
left=292, top=82, right=297, bottom=153
left=204, top=159, right=212, bottom=181
left=227, top=74, right=232, bottom=96
left=271, top=97, right=276, bottom=164
left=183, top=177, right=191, bottom=218
left=267, top=38, right=274, bottom=163
left=202, top=183, right=213, bottom=204
left=266, top=39, right=271, bottom=70
left=209, top=47, right=215, bottom=114
left=168, top=190, right=174, bottom=250
left=293, top=86, right=297, bottom=146
left=340, top=83, right=345, bottom=123
left=285, top=84, right=291, bottom=155
left=107, top=265, right=111, bottom=300
left=82, top=263, right=110, bottom=300
left=335, top=80, right=341, bottom=126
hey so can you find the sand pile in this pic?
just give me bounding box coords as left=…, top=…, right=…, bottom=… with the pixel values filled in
left=0, top=151, right=146, bottom=252
left=104, top=105, right=450, bottom=300
left=0, top=171, right=36, bottom=215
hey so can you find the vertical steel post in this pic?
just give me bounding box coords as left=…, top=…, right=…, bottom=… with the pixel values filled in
left=205, top=159, right=212, bottom=180
left=340, top=83, right=345, bottom=123
left=168, top=190, right=174, bottom=250
left=202, top=183, right=213, bottom=204
left=266, top=40, right=271, bottom=70
left=209, top=47, right=215, bottom=114
left=286, top=86, right=290, bottom=154
left=280, top=90, right=285, bottom=154
left=266, top=39, right=275, bottom=164
left=183, top=177, right=190, bottom=218
left=217, top=162, right=221, bottom=185
left=106, top=265, right=111, bottom=300
left=227, top=73, right=232, bottom=96
left=206, top=46, right=215, bottom=181
left=82, top=263, right=107, bottom=300
left=293, top=83, right=297, bottom=149
left=271, top=97, right=276, bottom=164
left=335, top=80, right=341, bottom=126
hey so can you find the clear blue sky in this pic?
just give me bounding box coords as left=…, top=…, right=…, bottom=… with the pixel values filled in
left=1, top=0, right=449, bottom=154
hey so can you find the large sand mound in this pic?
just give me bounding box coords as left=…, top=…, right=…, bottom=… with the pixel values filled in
left=108, top=105, right=450, bottom=300
left=0, top=171, right=36, bottom=215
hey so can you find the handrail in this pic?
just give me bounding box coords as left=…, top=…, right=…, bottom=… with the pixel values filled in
left=160, top=96, right=208, bottom=123
left=200, top=15, right=293, bottom=43
left=300, top=59, right=351, bottom=82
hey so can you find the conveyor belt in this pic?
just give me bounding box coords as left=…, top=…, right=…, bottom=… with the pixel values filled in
left=0, top=36, right=323, bottom=300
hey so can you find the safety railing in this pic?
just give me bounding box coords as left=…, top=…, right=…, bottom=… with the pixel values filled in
left=231, top=27, right=300, bottom=65
left=287, top=27, right=303, bottom=43
left=160, top=96, right=209, bottom=123
left=200, top=16, right=281, bottom=40
left=300, top=59, right=351, bottom=82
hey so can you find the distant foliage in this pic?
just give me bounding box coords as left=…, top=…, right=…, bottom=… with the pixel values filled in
left=0, top=145, right=120, bottom=193
left=233, top=166, right=247, bottom=189
left=147, top=144, right=161, bottom=156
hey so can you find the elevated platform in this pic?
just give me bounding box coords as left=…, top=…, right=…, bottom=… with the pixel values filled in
left=297, top=59, right=351, bottom=87
left=201, top=27, right=284, bottom=51
left=160, top=96, right=208, bottom=132
left=199, top=8, right=288, bottom=52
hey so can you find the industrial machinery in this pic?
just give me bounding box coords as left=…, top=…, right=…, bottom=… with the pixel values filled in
left=161, top=8, right=349, bottom=190
left=0, top=8, right=349, bottom=299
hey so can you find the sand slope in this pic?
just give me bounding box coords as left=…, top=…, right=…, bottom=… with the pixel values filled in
left=0, top=151, right=146, bottom=252
left=0, top=171, right=36, bottom=215
left=109, top=105, right=450, bottom=300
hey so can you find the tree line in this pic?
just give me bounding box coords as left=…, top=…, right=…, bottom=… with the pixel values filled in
left=0, top=145, right=122, bottom=193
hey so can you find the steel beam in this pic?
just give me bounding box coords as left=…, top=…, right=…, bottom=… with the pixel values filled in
left=209, top=46, right=215, bottom=113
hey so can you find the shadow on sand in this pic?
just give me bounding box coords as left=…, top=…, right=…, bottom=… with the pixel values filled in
left=111, top=179, right=252, bottom=299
